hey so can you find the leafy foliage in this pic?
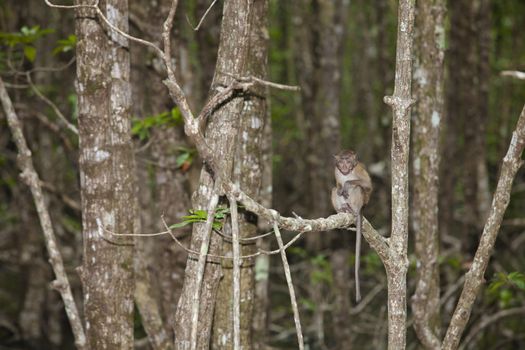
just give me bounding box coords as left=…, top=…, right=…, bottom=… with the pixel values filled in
left=53, top=34, right=77, bottom=55
left=169, top=206, right=231, bottom=231
left=488, top=271, right=525, bottom=308
left=0, top=26, right=54, bottom=62
left=310, top=254, right=333, bottom=285
left=175, top=147, right=196, bottom=172
left=131, top=108, right=182, bottom=140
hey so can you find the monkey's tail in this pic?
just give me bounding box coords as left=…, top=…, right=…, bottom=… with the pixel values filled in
left=355, top=212, right=362, bottom=303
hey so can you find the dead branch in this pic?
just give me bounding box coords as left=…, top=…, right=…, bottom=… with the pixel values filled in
left=0, top=77, right=87, bottom=350
left=272, top=220, right=304, bottom=350
left=442, top=104, right=525, bottom=350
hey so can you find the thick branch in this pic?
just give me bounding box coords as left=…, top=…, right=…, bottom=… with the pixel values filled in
left=383, top=0, right=416, bottom=349
left=0, top=77, right=87, bottom=350
left=442, top=104, right=525, bottom=350
left=225, top=182, right=389, bottom=261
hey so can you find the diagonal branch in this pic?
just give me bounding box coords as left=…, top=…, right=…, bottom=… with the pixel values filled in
left=0, top=77, right=87, bottom=350
left=272, top=220, right=304, bottom=350
left=442, top=104, right=525, bottom=350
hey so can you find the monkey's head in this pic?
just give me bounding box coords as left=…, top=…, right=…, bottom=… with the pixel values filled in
left=334, top=149, right=358, bottom=175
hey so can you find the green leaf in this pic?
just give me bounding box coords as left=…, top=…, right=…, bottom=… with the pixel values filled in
left=508, top=272, right=525, bottom=290
left=53, top=34, right=77, bottom=55
left=176, top=152, right=191, bottom=167
left=23, top=45, right=36, bottom=62
left=169, top=206, right=230, bottom=231
left=289, top=247, right=307, bottom=258
left=300, top=298, right=316, bottom=311
left=169, top=222, right=191, bottom=229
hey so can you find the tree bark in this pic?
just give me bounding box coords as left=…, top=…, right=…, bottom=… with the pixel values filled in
left=211, top=0, right=268, bottom=348
left=75, top=0, right=136, bottom=347
left=411, top=0, right=445, bottom=348
left=129, top=2, right=193, bottom=347
left=174, top=0, right=253, bottom=348
left=383, top=0, right=415, bottom=349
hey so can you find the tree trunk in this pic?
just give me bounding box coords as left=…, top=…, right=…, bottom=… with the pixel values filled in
left=383, top=0, right=415, bottom=348
left=174, top=0, right=253, bottom=348
left=443, top=0, right=492, bottom=252
left=211, top=0, right=268, bottom=348
left=75, top=0, right=136, bottom=347
left=411, top=0, right=445, bottom=348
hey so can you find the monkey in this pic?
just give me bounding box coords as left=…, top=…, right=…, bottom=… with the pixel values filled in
left=331, top=149, right=372, bottom=302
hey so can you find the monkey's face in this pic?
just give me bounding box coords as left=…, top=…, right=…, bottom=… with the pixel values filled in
left=334, top=150, right=358, bottom=175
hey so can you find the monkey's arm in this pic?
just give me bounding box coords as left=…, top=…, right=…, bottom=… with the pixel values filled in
left=350, top=163, right=372, bottom=192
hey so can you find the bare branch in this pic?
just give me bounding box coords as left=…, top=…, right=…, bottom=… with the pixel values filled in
left=228, top=195, right=241, bottom=350
left=442, top=104, right=525, bottom=350
left=186, top=0, right=219, bottom=31
left=26, top=73, right=78, bottom=134
left=272, top=220, right=304, bottom=350
left=461, top=306, right=525, bottom=348
left=225, top=181, right=389, bottom=262
left=190, top=192, right=219, bottom=350
left=0, top=77, right=87, bottom=350
left=45, top=0, right=163, bottom=57
left=501, top=70, right=525, bottom=80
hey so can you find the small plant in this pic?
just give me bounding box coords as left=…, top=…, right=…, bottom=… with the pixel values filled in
left=169, top=206, right=231, bottom=231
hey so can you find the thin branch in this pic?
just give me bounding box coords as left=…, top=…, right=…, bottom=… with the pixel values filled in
left=228, top=195, right=241, bottom=350
left=225, top=181, right=390, bottom=262
left=45, top=0, right=163, bottom=57
left=462, top=306, right=525, bottom=349
left=106, top=216, right=303, bottom=261
left=0, top=77, right=87, bottom=350
left=501, top=70, right=525, bottom=80
left=350, top=284, right=384, bottom=315
left=272, top=219, right=304, bottom=350
left=40, top=181, right=81, bottom=212
left=186, top=0, right=219, bottom=31
left=221, top=72, right=301, bottom=91
left=442, top=104, right=525, bottom=350
left=162, top=0, right=179, bottom=78
left=190, top=192, right=219, bottom=350
left=26, top=73, right=78, bottom=134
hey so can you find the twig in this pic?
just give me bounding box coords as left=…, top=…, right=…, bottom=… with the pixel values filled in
left=190, top=192, right=219, bottom=350
left=221, top=72, right=301, bottom=91
left=272, top=218, right=304, bottom=350
left=40, top=181, right=81, bottom=212
left=442, top=104, right=525, bottom=350
left=107, top=216, right=303, bottom=261
left=26, top=73, right=78, bottom=134
left=0, top=77, right=87, bottom=350
left=45, top=0, right=163, bottom=57
left=350, top=284, right=384, bottom=315
left=461, top=306, right=525, bottom=349
left=186, top=0, right=219, bottom=31
left=501, top=70, right=525, bottom=80
left=228, top=195, right=241, bottom=350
